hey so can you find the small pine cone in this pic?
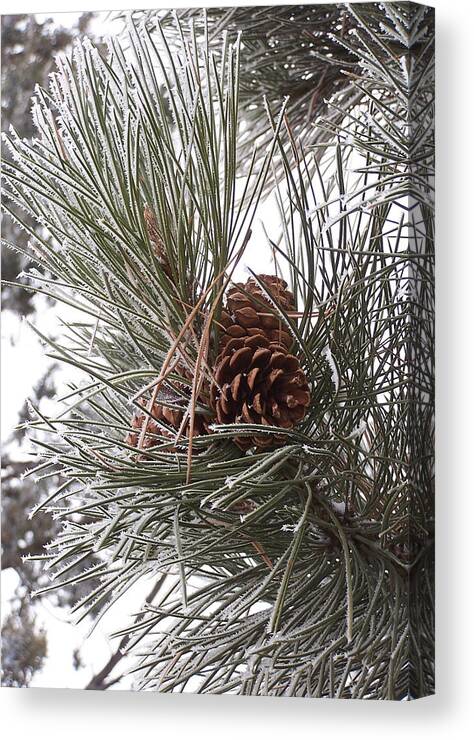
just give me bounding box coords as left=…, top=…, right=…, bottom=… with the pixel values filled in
left=125, top=400, right=207, bottom=453
left=144, top=204, right=172, bottom=278
left=210, top=333, right=310, bottom=450
left=219, top=274, right=295, bottom=352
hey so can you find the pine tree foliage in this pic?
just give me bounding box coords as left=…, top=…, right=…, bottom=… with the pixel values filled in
left=1, top=3, right=434, bottom=698
left=128, top=2, right=434, bottom=181
left=1, top=12, right=95, bottom=315
left=1, top=590, right=47, bottom=687
left=129, top=3, right=361, bottom=153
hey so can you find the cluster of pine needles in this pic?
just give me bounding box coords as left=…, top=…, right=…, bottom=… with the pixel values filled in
left=1, top=4, right=434, bottom=698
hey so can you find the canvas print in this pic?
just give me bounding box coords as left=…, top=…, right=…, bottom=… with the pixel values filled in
left=1, top=3, right=435, bottom=699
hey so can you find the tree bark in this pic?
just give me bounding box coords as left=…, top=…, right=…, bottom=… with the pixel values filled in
left=85, top=574, right=166, bottom=690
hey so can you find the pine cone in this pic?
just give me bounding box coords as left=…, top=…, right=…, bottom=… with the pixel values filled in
left=125, top=399, right=207, bottom=453
left=210, top=333, right=310, bottom=450
left=144, top=204, right=172, bottom=278
left=219, top=274, right=295, bottom=352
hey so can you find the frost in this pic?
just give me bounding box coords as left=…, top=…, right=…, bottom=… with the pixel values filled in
left=281, top=523, right=298, bottom=533
left=323, top=345, right=340, bottom=391
left=346, top=421, right=367, bottom=440
left=26, top=399, right=37, bottom=416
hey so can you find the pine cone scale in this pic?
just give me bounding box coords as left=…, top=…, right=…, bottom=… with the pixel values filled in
left=252, top=346, right=272, bottom=366
left=229, top=346, right=253, bottom=371
left=247, top=367, right=260, bottom=390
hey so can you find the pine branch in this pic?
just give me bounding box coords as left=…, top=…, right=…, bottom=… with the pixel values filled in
left=122, top=3, right=434, bottom=188
left=85, top=573, right=166, bottom=690
left=1, top=5, right=434, bottom=699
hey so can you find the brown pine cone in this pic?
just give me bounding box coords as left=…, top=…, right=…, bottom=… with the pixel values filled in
left=125, top=399, right=207, bottom=453
left=210, top=333, right=310, bottom=450
left=144, top=204, right=172, bottom=278
left=219, top=274, right=295, bottom=352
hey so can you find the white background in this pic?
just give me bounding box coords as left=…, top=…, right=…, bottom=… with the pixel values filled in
left=1, top=0, right=473, bottom=737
